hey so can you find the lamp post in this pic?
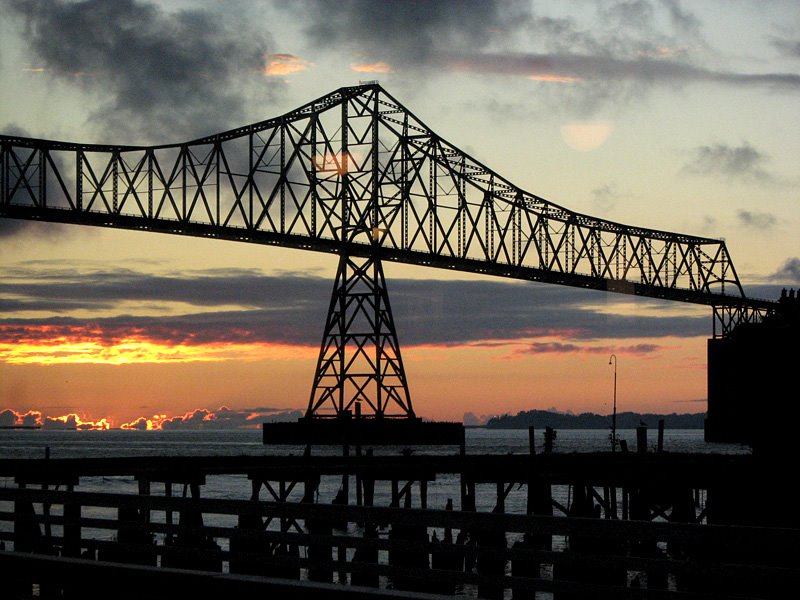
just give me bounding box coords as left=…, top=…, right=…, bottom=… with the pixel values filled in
left=609, top=354, right=617, bottom=452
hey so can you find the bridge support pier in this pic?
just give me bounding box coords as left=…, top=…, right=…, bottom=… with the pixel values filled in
left=307, top=251, right=413, bottom=419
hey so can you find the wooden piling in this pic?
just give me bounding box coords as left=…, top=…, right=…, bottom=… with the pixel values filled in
left=430, top=499, right=462, bottom=595
left=636, top=425, right=648, bottom=454
left=62, top=487, right=81, bottom=558
left=544, top=427, right=555, bottom=453
left=476, top=510, right=507, bottom=600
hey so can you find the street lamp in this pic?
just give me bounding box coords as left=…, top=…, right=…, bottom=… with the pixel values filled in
left=609, top=354, right=618, bottom=452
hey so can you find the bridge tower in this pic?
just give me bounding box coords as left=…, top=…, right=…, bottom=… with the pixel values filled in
left=306, top=251, right=414, bottom=419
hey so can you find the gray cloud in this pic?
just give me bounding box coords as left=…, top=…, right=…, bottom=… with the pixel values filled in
left=0, top=123, right=76, bottom=239
left=291, top=0, right=797, bottom=117
left=0, top=266, right=712, bottom=347
left=772, top=37, right=800, bottom=59
left=0, top=218, right=76, bottom=241
left=591, top=182, right=622, bottom=212
left=441, top=52, right=800, bottom=90
left=294, top=0, right=530, bottom=64
left=6, top=0, right=275, bottom=143
left=736, top=210, right=777, bottom=231
left=660, top=0, right=704, bottom=39
left=600, top=0, right=656, bottom=31
left=683, top=142, right=773, bottom=182
left=156, top=407, right=303, bottom=430
left=698, top=215, right=719, bottom=235
left=741, top=283, right=792, bottom=301
left=509, top=341, right=660, bottom=356
left=769, top=258, right=800, bottom=285
left=0, top=219, right=34, bottom=239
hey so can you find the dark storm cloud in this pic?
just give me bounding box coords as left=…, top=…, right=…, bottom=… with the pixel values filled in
left=294, top=0, right=531, bottom=64
left=682, top=142, right=774, bottom=182
left=0, top=267, right=325, bottom=312
left=287, top=0, right=799, bottom=118
left=0, top=267, right=711, bottom=346
left=736, top=210, right=777, bottom=231
left=5, top=0, right=275, bottom=143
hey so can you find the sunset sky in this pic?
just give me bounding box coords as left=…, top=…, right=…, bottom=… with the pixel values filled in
left=1, top=0, right=798, bottom=428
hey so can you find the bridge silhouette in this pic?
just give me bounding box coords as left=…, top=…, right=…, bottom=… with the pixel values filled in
left=0, top=83, right=777, bottom=421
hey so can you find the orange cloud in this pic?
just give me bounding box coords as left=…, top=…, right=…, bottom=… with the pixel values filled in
left=528, top=74, right=578, bottom=83
left=351, top=62, right=393, bottom=74
left=1, top=406, right=300, bottom=431
left=263, top=53, right=310, bottom=76
left=44, top=413, right=110, bottom=430
left=504, top=341, right=661, bottom=360
left=110, top=407, right=301, bottom=430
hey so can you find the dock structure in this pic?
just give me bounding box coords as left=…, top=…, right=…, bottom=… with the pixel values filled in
left=2, top=445, right=798, bottom=599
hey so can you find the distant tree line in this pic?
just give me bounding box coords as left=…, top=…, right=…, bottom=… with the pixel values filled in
left=485, top=410, right=705, bottom=429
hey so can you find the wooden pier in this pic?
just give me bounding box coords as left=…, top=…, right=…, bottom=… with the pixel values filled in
left=1, top=445, right=798, bottom=599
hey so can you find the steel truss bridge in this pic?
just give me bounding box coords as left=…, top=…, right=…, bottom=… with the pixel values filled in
left=0, top=84, right=777, bottom=420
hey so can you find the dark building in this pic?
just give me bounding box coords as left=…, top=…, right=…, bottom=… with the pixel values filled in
left=706, top=289, right=799, bottom=454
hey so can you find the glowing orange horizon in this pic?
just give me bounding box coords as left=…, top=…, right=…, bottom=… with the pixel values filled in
left=0, top=323, right=318, bottom=364
left=1, top=406, right=291, bottom=430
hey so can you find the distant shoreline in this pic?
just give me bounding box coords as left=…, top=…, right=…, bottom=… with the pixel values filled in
left=484, top=410, right=705, bottom=430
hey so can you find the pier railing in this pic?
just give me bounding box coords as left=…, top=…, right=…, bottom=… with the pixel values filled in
left=1, top=454, right=798, bottom=599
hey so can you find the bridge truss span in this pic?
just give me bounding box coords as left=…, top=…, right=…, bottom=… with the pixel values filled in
left=1, top=84, right=755, bottom=308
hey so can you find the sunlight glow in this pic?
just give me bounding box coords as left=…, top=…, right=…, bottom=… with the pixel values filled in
left=46, top=413, right=111, bottom=430
left=313, top=150, right=365, bottom=175
left=263, top=54, right=310, bottom=76
left=560, top=121, right=613, bottom=152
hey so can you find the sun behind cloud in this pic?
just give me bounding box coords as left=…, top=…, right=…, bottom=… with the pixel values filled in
left=560, top=121, right=614, bottom=152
